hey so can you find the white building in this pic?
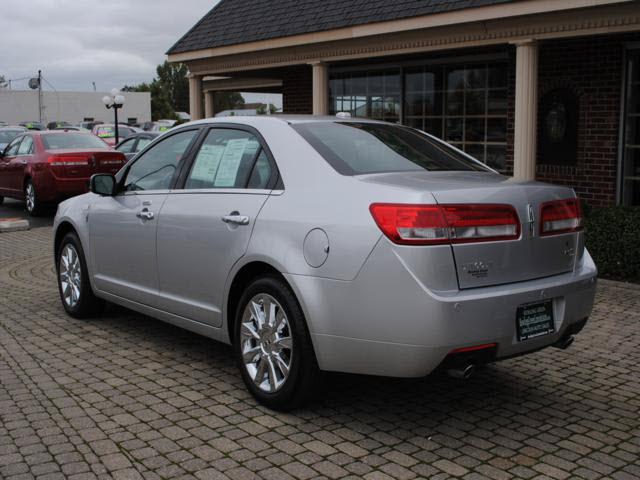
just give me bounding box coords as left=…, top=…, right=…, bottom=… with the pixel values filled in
left=0, top=90, right=151, bottom=126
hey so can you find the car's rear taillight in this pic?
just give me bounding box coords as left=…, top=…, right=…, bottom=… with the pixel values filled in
left=47, top=155, right=89, bottom=166
left=369, top=203, right=520, bottom=245
left=539, top=198, right=583, bottom=236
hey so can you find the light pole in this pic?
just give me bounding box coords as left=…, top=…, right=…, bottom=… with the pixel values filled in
left=102, top=88, right=126, bottom=144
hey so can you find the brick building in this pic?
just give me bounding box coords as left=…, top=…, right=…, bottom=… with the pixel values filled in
left=167, top=0, right=640, bottom=207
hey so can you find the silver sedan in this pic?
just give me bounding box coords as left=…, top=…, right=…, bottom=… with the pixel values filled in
left=53, top=115, right=597, bottom=410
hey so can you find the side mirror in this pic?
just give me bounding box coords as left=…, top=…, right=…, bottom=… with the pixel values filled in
left=90, top=174, right=116, bottom=196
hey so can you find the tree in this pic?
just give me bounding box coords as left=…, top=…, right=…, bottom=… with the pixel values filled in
left=124, top=61, right=245, bottom=120
left=156, top=61, right=189, bottom=113
left=0, top=75, right=8, bottom=89
left=256, top=103, right=277, bottom=115
left=123, top=81, right=175, bottom=121
left=214, top=92, right=245, bottom=114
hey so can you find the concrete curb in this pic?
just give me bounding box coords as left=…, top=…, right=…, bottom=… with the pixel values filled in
left=0, top=218, right=30, bottom=233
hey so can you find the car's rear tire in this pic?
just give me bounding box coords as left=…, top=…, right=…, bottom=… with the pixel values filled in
left=24, top=180, right=42, bottom=216
left=56, top=232, right=104, bottom=318
left=234, top=275, right=320, bottom=411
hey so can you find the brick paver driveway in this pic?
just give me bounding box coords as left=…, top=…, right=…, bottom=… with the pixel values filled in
left=1, top=227, right=639, bottom=480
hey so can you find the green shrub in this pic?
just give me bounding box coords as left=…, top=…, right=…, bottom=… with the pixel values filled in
left=584, top=206, right=640, bottom=282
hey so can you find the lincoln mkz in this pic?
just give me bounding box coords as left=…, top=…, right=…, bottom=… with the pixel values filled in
left=53, top=116, right=597, bottom=409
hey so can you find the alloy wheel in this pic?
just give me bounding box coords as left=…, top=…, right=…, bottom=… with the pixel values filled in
left=59, top=244, right=82, bottom=308
left=25, top=183, right=35, bottom=213
left=240, top=293, right=293, bottom=393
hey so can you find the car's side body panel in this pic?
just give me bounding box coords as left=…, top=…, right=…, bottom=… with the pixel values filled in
left=155, top=189, right=271, bottom=327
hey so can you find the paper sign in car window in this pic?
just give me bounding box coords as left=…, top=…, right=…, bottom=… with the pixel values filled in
left=190, top=144, right=225, bottom=183
left=214, top=138, right=248, bottom=187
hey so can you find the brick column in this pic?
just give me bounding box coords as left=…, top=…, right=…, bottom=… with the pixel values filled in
left=189, top=74, right=203, bottom=120
left=513, top=40, right=539, bottom=181
left=204, top=91, right=215, bottom=118
left=310, top=62, right=329, bottom=115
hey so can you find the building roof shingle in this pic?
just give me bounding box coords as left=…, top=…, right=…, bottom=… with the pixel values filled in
left=167, top=0, right=516, bottom=55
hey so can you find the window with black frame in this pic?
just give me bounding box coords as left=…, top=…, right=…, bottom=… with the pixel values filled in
left=404, top=63, right=508, bottom=171
left=329, top=71, right=401, bottom=123
left=622, top=49, right=640, bottom=206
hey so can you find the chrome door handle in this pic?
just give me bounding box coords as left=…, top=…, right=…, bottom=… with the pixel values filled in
left=222, top=214, right=250, bottom=225
left=136, top=209, right=154, bottom=220
left=20, top=160, right=27, bottom=165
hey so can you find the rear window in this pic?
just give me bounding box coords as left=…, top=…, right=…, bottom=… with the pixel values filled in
left=292, top=122, right=489, bottom=175
left=42, top=133, right=108, bottom=150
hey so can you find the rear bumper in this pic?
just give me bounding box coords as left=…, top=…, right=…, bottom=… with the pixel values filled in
left=286, top=240, right=597, bottom=378
left=33, top=172, right=90, bottom=202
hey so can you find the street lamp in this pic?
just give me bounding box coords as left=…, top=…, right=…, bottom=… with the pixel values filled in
left=102, top=88, right=126, bottom=144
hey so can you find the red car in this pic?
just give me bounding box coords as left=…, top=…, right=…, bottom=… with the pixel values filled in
left=0, top=131, right=126, bottom=215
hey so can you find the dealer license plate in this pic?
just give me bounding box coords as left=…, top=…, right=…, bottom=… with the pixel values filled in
left=516, top=300, right=554, bottom=342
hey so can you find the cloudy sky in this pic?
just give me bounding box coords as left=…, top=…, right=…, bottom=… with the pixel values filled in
left=1, top=0, right=221, bottom=92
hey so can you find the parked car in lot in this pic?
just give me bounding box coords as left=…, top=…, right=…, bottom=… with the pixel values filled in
left=91, top=124, right=138, bottom=146
left=47, top=121, right=73, bottom=130
left=115, top=132, right=160, bottom=161
left=0, top=131, right=126, bottom=214
left=53, top=126, right=92, bottom=133
left=19, top=121, right=46, bottom=131
left=0, top=126, right=28, bottom=151
left=53, top=115, right=597, bottom=410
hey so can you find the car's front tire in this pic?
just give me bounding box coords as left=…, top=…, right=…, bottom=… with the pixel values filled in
left=234, top=275, right=320, bottom=411
left=56, top=232, right=104, bottom=318
left=24, top=180, right=42, bottom=216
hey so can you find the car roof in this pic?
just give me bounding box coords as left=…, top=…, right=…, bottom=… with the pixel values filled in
left=185, top=114, right=387, bottom=128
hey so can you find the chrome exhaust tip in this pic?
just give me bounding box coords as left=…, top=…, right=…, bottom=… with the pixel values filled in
left=446, top=364, right=475, bottom=380
left=554, top=335, right=575, bottom=350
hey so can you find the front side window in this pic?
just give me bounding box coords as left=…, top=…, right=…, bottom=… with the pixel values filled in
left=293, top=122, right=489, bottom=175
left=124, top=130, right=197, bottom=192
left=185, top=129, right=263, bottom=189
left=4, top=136, right=23, bottom=157
left=17, top=136, right=33, bottom=155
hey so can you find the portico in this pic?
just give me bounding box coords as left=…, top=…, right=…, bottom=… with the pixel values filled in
left=170, top=0, right=640, bottom=205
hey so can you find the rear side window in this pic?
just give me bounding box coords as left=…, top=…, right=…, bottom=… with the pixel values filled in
left=292, top=122, right=489, bottom=175
left=185, top=129, right=264, bottom=189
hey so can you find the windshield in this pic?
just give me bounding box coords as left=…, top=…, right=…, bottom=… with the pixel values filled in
left=0, top=130, right=23, bottom=143
left=42, top=133, right=109, bottom=150
left=292, top=122, right=490, bottom=175
left=95, top=126, right=134, bottom=138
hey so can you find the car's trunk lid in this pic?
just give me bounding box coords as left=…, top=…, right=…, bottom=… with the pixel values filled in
left=358, top=171, right=581, bottom=289
left=47, top=149, right=126, bottom=178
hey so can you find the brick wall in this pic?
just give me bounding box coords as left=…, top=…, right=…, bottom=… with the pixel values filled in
left=505, top=33, right=639, bottom=207
left=282, top=65, right=313, bottom=114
